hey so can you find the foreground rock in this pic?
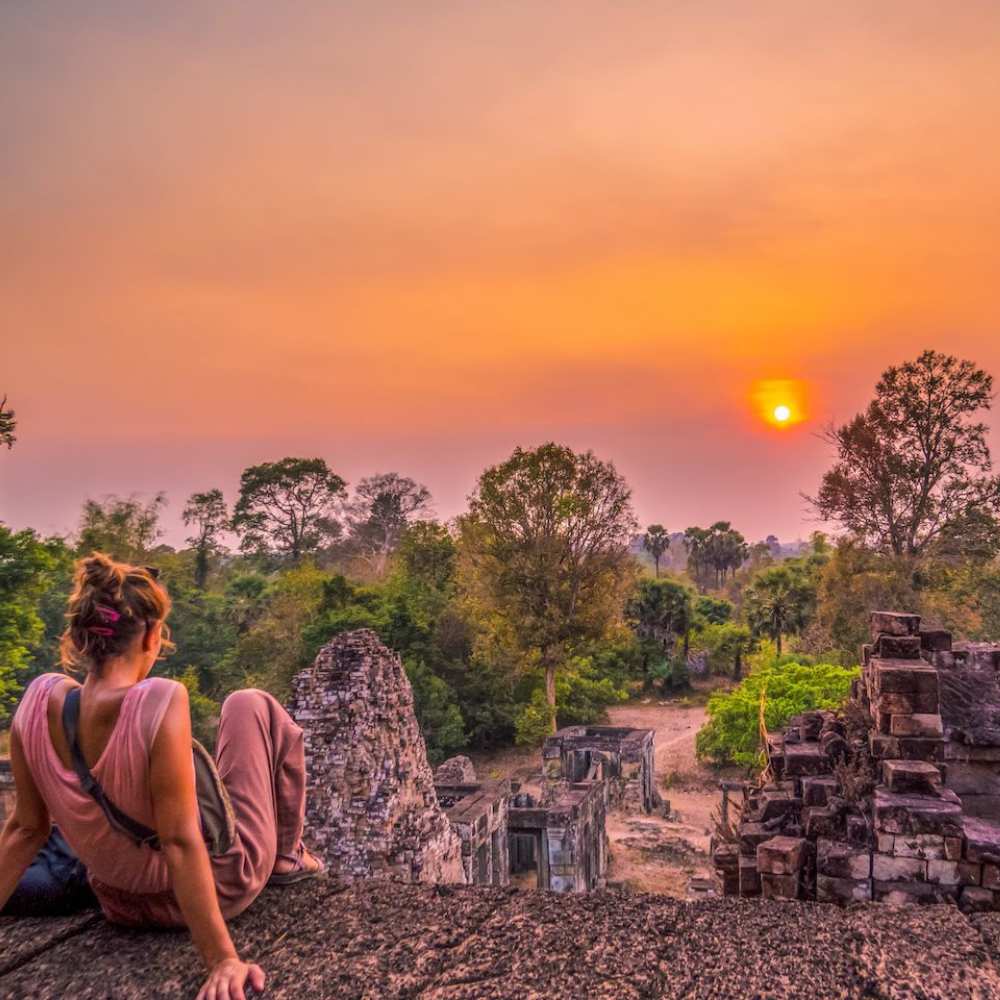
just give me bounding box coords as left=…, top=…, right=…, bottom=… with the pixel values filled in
left=3, top=881, right=1000, bottom=998
left=289, top=629, right=465, bottom=884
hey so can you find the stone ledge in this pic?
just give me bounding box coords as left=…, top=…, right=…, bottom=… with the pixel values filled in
left=4, top=881, right=1000, bottom=998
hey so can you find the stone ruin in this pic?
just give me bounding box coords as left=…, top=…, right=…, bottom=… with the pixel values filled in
left=288, top=629, right=465, bottom=884
left=508, top=782, right=608, bottom=892
left=433, top=758, right=511, bottom=887
left=286, top=630, right=660, bottom=894
left=542, top=724, right=659, bottom=814
left=713, top=610, right=1000, bottom=911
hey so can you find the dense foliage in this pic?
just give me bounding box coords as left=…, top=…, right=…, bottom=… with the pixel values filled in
left=3, top=353, right=1000, bottom=768
left=696, top=653, right=859, bottom=768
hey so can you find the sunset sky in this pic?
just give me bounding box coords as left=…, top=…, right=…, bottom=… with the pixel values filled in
left=3, top=2, right=1000, bottom=546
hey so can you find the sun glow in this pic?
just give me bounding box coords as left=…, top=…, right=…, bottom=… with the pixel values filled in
left=750, top=379, right=809, bottom=429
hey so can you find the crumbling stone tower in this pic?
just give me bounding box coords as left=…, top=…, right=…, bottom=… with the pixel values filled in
left=289, top=629, right=466, bottom=884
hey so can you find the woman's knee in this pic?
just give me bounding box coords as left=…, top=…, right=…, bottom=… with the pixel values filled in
left=220, top=687, right=277, bottom=721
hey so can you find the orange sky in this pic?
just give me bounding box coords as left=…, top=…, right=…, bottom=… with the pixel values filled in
left=3, top=2, right=1000, bottom=544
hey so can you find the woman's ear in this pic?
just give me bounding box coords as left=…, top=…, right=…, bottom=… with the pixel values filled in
left=142, top=621, right=162, bottom=654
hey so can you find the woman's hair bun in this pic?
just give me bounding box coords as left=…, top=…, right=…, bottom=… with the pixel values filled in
left=61, top=551, right=173, bottom=674
left=79, top=552, right=124, bottom=595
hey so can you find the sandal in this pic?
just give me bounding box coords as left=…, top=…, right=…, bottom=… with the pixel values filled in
left=268, top=844, right=326, bottom=886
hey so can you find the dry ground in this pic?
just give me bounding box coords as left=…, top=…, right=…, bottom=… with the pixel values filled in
left=470, top=684, right=743, bottom=898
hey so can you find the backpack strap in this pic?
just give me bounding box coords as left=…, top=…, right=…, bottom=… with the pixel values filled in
left=62, top=686, right=161, bottom=851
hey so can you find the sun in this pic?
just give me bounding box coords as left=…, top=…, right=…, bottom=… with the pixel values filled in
left=749, top=378, right=809, bottom=428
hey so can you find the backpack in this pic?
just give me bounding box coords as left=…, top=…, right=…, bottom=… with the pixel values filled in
left=62, top=686, right=236, bottom=857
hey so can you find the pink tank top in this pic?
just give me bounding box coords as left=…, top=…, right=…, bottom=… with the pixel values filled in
left=12, top=673, right=181, bottom=914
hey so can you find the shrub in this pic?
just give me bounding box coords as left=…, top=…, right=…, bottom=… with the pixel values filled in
left=695, top=657, right=858, bottom=768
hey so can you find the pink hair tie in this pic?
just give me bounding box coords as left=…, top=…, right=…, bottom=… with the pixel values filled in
left=95, top=605, right=121, bottom=624
left=88, top=626, right=115, bottom=637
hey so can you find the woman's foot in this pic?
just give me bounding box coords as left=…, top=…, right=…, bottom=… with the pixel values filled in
left=269, top=844, right=325, bottom=885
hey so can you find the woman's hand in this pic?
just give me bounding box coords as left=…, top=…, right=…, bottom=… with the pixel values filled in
left=195, top=958, right=265, bottom=1000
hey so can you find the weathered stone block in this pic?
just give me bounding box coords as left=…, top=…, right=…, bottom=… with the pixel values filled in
left=804, top=806, right=839, bottom=839
left=873, top=854, right=926, bottom=881
left=891, top=834, right=946, bottom=860
left=872, top=661, right=939, bottom=700
left=871, top=612, right=921, bottom=640
left=925, top=860, right=960, bottom=885
left=877, top=635, right=923, bottom=660
left=983, top=864, right=1000, bottom=890
left=958, top=861, right=983, bottom=885
left=873, top=788, right=963, bottom=837
left=801, top=776, right=839, bottom=808
left=959, top=886, right=996, bottom=912
left=963, top=816, right=1000, bottom=864
left=755, top=787, right=801, bottom=823
left=874, top=880, right=954, bottom=905
left=783, top=742, right=831, bottom=777
left=817, top=838, right=871, bottom=880
left=898, top=737, right=945, bottom=763
left=817, top=874, right=872, bottom=904
left=889, top=714, right=944, bottom=739
left=845, top=812, right=871, bottom=847
left=881, top=760, right=942, bottom=796
left=757, top=836, right=808, bottom=876
left=760, top=872, right=800, bottom=900
left=739, top=822, right=773, bottom=856
left=920, top=629, right=952, bottom=653
left=738, top=854, right=760, bottom=897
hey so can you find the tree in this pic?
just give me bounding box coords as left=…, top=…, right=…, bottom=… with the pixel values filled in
left=0, top=395, right=15, bottom=450
left=0, top=527, right=64, bottom=724
left=743, top=563, right=816, bottom=655
left=231, top=458, right=347, bottom=561
left=810, top=350, right=1000, bottom=556
left=182, top=489, right=229, bottom=588
left=460, top=443, right=637, bottom=730
left=642, top=524, right=670, bottom=577
left=684, top=522, right=748, bottom=589
left=626, top=577, right=693, bottom=686
left=346, top=473, right=433, bottom=576
left=78, top=493, right=166, bottom=562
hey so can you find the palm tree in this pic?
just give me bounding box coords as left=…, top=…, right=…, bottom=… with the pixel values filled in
left=743, top=564, right=814, bottom=655
left=642, top=524, right=670, bottom=577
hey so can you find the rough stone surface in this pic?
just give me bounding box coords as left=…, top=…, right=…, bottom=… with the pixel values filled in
left=288, top=629, right=465, bottom=884
left=434, top=756, right=477, bottom=785
left=9, top=882, right=1000, bottom=998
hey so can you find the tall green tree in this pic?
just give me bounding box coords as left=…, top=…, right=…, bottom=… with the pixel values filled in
left=743, top=563, right=816, bottom=655
left=0, top=395, right=15, bottom=450
left=231, top=457, right=346, bottom=561
left=626, top=577, right=693, bottom=685
left=77, top=493, right=166, bottom=562
left=182, top=489, right=229, bottom=588
left=642, top=524, right=670, bottom=577
left=346, top=473, right=432, bottom=576
left=460, top=443, right=636, bottom=730
left=810, top=350, right=1000, bottom=556
left=0, top=527, right=65, bottom=724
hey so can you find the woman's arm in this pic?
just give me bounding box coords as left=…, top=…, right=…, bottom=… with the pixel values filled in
left=150, top=684, right=264, bottom=1000
left=0, top=727, right=52, bottom=910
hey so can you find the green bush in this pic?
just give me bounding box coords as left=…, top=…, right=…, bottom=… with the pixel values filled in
left=695, top=658, right=858, bottom=768
left=514, top=689, right=555, bottom=746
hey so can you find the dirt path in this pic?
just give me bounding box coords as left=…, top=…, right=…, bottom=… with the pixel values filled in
left=470, top=693, right=739, bottom=899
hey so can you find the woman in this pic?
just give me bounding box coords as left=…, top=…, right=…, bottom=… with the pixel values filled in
left=0, top=554, right=322, bottom=999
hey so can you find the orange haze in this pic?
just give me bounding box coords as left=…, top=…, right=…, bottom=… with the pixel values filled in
left=2, top=3, right=1000, bottom=545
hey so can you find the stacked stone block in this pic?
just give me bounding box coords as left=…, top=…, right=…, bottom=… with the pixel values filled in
left=289, top=629, right=466, bottom=885
left=714, top=610, right=1000, bottom=912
